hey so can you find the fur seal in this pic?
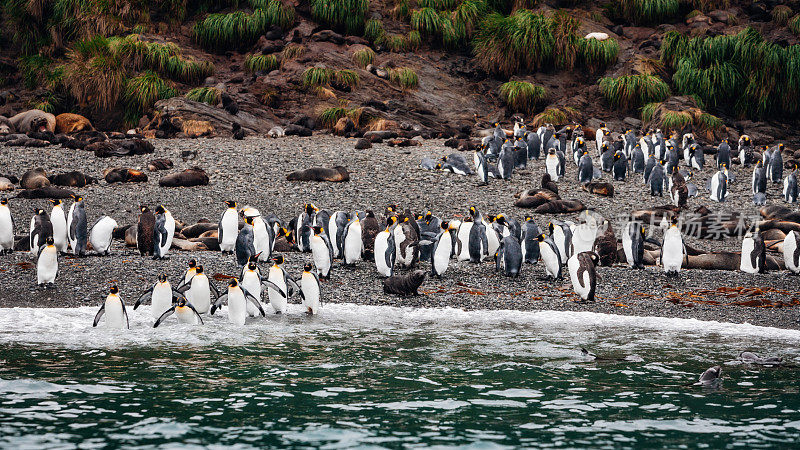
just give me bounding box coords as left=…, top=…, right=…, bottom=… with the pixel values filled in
left=9, top=110, right=56, bottom=133
left=514, top=189, right=559, bottom=208
left=49, top=171, right=97, bottom=187
left=15, top=186, right=75, bottom=199
left=286, top=166, right=350, bottom=182
left=104, top=168, right=148, bottom=183
left=180, top=222, right=219, bottom=238
left=159, top=168, right=209, bottom=187
left=582, top=181, right=614, bottom=197
left=147, top=159, right=173, bottom=171
left=383, top=270, right=426, bottom=296
left=0, top=116, right=13, bottom=134
left=760, top=205, right=800, bottom=224
left=533, top=199, right=586, bottom=214
left=20, top=168, right=50, bottom=189
left=55, top=113, right=93, bottom=134
left=0, top=177, right=13, bottom=191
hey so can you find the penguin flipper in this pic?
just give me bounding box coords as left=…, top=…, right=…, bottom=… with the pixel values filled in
left=170, top=289, right=183, bottom=300
left=286, top=276, right=300, bottom=297
left=92, top=303, right=105, bottom=327
left=261, top=280, right=287, bottom=299
left=69, top=216, right=76, bottom=241
left=208, top=280, right=221, bottom=299
left=153, top=306, right=176, bottom=328
left=210, top=294, right=228, bottom=315
left=242, top=288, right=266, bottom=317
left=186, top=302, right=204, bottom=324
left=133, top=287, right=154, bottom=310
left=176, top=283, right=191, bottom=294
left=121, top=301, right=130, bottom=329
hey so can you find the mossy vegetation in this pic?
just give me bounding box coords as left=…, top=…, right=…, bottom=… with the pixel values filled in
left=772, top=5, right=792, bottom=25
left=499, top=81, right=546, bottom=115
left=302, top=67, right=336, bottom=88
left=616, top=0, right=679, bottom=25
left=789, top=14, right=800, bottom=35
left=583, top=37, right=620, bottom=74
left=599, top=74, right=670, bottom=109
left=124, top=70, right=177, bottom=116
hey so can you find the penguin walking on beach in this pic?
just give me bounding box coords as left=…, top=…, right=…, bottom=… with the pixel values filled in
left=29, top=208, right=53, bottom=256
left=430, top=221, right=455, bottom=278
left=568, top=251, right=599, bottom=302
left=37, top=237, right=58, bottom=286
left=153, top=296, right=204, bottom=327
left=134, top=273, right=181, bottom=319
left=521, top=216, right=540, bottom=264
left=0, top=198, right=14, bottom=254
left=497, top=145, right=514, bottom=179
left=393, top=216, right=419, bottom=268
left=631, top=144, right=645, bottom=174
left=648, top=162, right=665, bottom=196
left=235, top=216, right=256, bottom=267
left=527, top=130, right=541, bottom=160
left=310, top=225, right=333, bottom=279
left=622, top=221, right=646, bottom=269
left=218, top=200, right=238, bottom=254
left=211, top=278, right=266, bottom=325
left=715, top=139, right=731, bottom=169
left=92, top=285, right=129, bottom=329
left=545, top=148, right=561, bottom=181
left=613, top=151, right=627, bottom=181
left=740, top=229, right=766, bottom=274
left=660, top=218, right=686, bottom=276
left=738, top=135, right=753, bottom=166
left=783, top=230, right=799, bottom=274
left=89, top=216, right=117, bottom=255
left=468, top=219, right=489, bottom=263
left=153, top=205, right=175, bottom=260
left=299, top=264, right=322, bottom=315
left=238, top=260, right=264, bottom=317
left=548, top=220, right=572, bottom=263
left=784, top=165, right=798, bottom=203
left=242, top=207, right=272, bottom=262
left=768, top=144, right=784, bottom=183
left=177, top=265, right=219, bottom=314
left=752, top=160, right=767, bottom=196
left=572, top=136, right=587, bottom=165
left=137, top=205, right=155, bottom=257
left=495, top=235, right=523, bottom=278
left=600, top=143, right=614, bottom=172
left=67, top=194, right=87, bottom=256
left=374, top=216, right=397, bottom=277
left=416, top=211, right=440, bottom=262
left=578, top=151, right=593, bottom=184
left=49, top=199, right=67, bottom=253
left=475, top=150, right=489, bottom=185
left=687, top=144, right=704, bottom=170
left=266, top=255, right=296, bottom=314
left=538, top=233, right=562, bottom=279
left=328, top=211, right=349, bottom=259
left=295, top=203, right=318, bottom=252
left=708, top=166, right=729, bottom=202
left=342, top=215, right=363, bottom=266
left=181, top=259, right=198, bottom=287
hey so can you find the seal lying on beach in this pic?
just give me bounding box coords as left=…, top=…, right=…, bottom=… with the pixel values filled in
left=15, top=186, right=76, bottom=199
left=159, top=168, right=209, bottom=187
left=148, top=159, right=173, bottom=171
left=104, top=168, right=148, bottom=183
left=582, top=181, right=614, bottom=197
left=20, top=168, right=50, bottom=189
left=49, top=171, right=97, bottom=187
left=286, top=166, right=350, bottom=182
left=9, top=109, right=56, bottom=133
left=533, top=199, right=586, bottom=214
left=514, top=189, right=559, bottom=208
left=383, top=270, right=426, bottom=296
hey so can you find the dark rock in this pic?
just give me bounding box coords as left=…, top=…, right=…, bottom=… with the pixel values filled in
left=264, top=26, right=283, bottom=41
left=291, top=115, right=316, bottom=130
left=354, top=138, right=372, bottom=149
left=363, top=100, right=387, bottom=111
left=311, top=30, right=345, bottom=44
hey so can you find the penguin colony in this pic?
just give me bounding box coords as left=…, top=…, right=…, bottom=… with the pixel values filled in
left=2, top=122, right=800, bottom=328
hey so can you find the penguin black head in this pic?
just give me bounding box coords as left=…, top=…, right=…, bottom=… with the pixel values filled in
left=312, top=225, right=324, bottom=235
left=196, top=265, right=204, bottom=274
left=613, top=152, right=621, bottom=160
left=672, top=165, right=678, bottom=173
left=45, top=236, right=54, bottom=246
left=250, top=253, right=261, bottom=263
left=244, top=216, right=254, bottom=226
left=415, top=213, right=423, bottom=221
left=536, top=233, right=546, bottom=242
left=424, top=211, right=433, bottom=222
left=366, top=210, right=375, bottom=218
left=0, top=198, right=8, bottom=206
left=548, top=222, right=554, bottom=233
left=176, top=296, right=188, bottom=307
left=524, top=215, right=533, bottom=222
left=386, top=215, right=397, bottom=228
left=303, top=263, right=313, bottom=272
left=273, top=255, right=284, bottom=265
left=385, top=204, right=397, bottom=215
left=158, top=273, right=168, bottom=283
left=71, top=194, right=83, bottom=202
left=779, top=143, right=785, bottom=150
left=49, top=199, right=61, bottom=206
left=670, top=216, right=679, bottom=227
left=304, top=203, right=318, bottom=215
left=188, top=259, right=197, bottom=269
left=225, top=200, right=237, bottom=208
left=435, top=163, right=443, bottom=170
left=248, top=260, right=258, bottom=271
left=548, top=148, right=556, bottom=155
left=140, top=205, right=150, bottom=213
left=36, top=208, right=45, bottom=215
left=109, top=285, right=119, bottom=295
left=440, top=220, right=450, bottom=230
left=495, top=214, right=507, bottom=225
left=229, top=278, right=239, bottom=288
left=155, top=205, right=166, bottom=214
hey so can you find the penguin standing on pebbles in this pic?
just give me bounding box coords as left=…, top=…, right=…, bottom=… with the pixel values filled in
left=218, top=200, right=238, bottom=254
left=783, top=230, right=799, bottom=274
left=495, top=236, right=523, bottom=278
left=430, top=221, right=455, bottom=278
left=716, top=139, right=731, bottom=169
left=660, top=218, right=685, bottom=276
left=37, top=237, right=58, bottom=286
left=343, top=216, right=363, bottom=266
left=622, top=222, right=646, bottom=269
left=545, top=148, right=561, bottom=181
left=568, top=251, right=599, bottom=302
left=29, top=208, right=53, bottom=256
left=374, top=216, right=397, bottom=277
left=93, top=285, right=129, bottom=329
left=521, top=216, right=540, bottom=264
left=613, top=151, right=627, bottom=181
left=137, top=205, right=155, bottom=257
left=740, top=229, right=766, bottom=274
left=310, top=225, right=333, bottom=279
left=688, top=143, right=704, bottom=170
left=548, top=221, right=572, bottom=264
left=738, top=135, right=753, bottom=166
left=768, top=144, right=784, bottom=183
left=328, top=211, right=349, bottom=259
left=153, top=205, right=175, bottom=260
left=49, top=199, right=67, bottom=253
left=497, top=144, right=514, bottom=179
left=89, top=216, right=117, bottom=256
left=784, top=165, right=798, bottom=203
left=578, top=151, right=593, bottom=184
left=67, top=194, right=87, bottom=256
left=295, top=203, right=318, bottom=252
left=631, top=144, right=645, bottom=174
left=235, top=216, right=256, bottom=267
left=709, top=165, right=729, bottom=202
left=538, top=234, right=562, bottom=279
left=475, top=150, right=489, bottom=185
left=648, top=161, right=665, bottom=197
left=0, top=198, right=14, bottom=254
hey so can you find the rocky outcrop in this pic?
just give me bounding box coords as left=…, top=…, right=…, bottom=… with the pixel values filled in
left=145, top=98, right=272, bottom=138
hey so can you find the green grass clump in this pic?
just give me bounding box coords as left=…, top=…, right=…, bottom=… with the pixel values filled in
left=63, top=36, right=128, bottom=112
left=407, top=31, right=422, bottom=50
left=124, top=70, right=176, bottom=114
left=193, top=3, right=296, bottom=53
left=364, top=19, right=386, bottom=43
left=245, top=54, right=279, bottom=73
left=317, top=103, right=363, bottom=128
left=582, top=36, right=619, bottom=73
left=617, top=0, right=679, bottom=25
left=532, top=108, right=567, bottom=127
left=115, top=35, right=214, bottom=84
left=659, top=109, right=694, bottom=130
left=391, top=0, right=411, bottom=20
left=389, top=67, right=419, bottom=90
left=381, top=34, right=411, bottom=52
left=599, top=74, right=670, bottom=109
left=411, top=7, right=443, bottom=36
left=499, top=81, right=546, bottom=115
left=641, top=101, right=724, bottom=132
left=302, top=67, right=336, bottom=88
left=18, top=54, right=63, bottom=90
left=310, top=0, right=369, bottom=35
left=640, top=102, right=659, bottom=122
left=185, top=87, right=221, bottom=105
left=352, top=47, right=375, bottom=68
left=334, top=69, right=360, bottom=88
left=789, top=15, right=800, bottom=35
left=473, top=10, right=554, bottom=76
left=772, top=5, right=792, bottom=25
left=551, top=10, right=582, bottom=70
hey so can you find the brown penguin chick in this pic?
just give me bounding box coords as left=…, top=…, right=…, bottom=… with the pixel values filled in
left=593, top=224, right=618, bottom=266
left=383, top=270, right=426, bottom=296
left=360, top=210, right=381, bottom=258
left=670, top=167, right=688, bottom=208
left=137, top=205, right=155, bottom=256
left=541, top=173, right=559, bottom=195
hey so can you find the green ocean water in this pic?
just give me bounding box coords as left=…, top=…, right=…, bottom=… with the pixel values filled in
left=1, top=305, right=799, bottom=448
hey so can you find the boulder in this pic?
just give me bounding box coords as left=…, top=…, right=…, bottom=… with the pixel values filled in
left=354, top=138, right=372, bottom=149
left=146, top=97, right=271, bottom=137
left=311, top=30, right=345, bottom=44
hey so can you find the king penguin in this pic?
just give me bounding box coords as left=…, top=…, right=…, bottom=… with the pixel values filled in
left=545, top=148, right=561, bottom=181
left=152, top=205, right=175, bottom=260
left=0, top=198, right=14, bottom=254
left=29, top=208, right=53, bottom=256
left=660, top=217, right=685, bottom=276
left=568, top=251, right=599, bottom=302
left=218, top=200, right=239, bottom=254
left=784, top=165, right=798, bottom=203
left=538, top=233, right=562, bottom=279
left=134, top=273, right=180, bottom=319
left=299, top=263, right=322, bottom=315
left=343, top=215, right=364, bottom=266
left=613, top=151, right=627, bottom=181
left=475, top=150, right=489, bottom=185
left=93, top=285, right=129, bottom=329
left=89, top=216, right=117, bottom=255
left=495, top=235, right=523, bottom=278
left=709, top=165, right=729, bottom=202
left=211, top=278, right=265, bottom=325
left=328, top=211, right=350, bottom=259
left=137, top=205, right=155, bottom=257
left=49, top=199, right=67, bottom=253
left=740, top=229, right=766, bottom=274
left=266, top=255, right=296, bottom=314
left=235, top=215, right=256, bottom=266
left=715, top=139, right=731, bottom=169
left=578, top=151, right=593, bottom=184
left=521, top=216, right=540, bottom=264
left=67, top=194, right=87, bottom=256
left=374, top=216, right=397, bottom=277
left=310, top=225, right=334, bottom=279
left=548, top=220, right=572, bottom=263
left=429, top=220, right=454, bottom=278
left=783, top=230, right=799, bottom=274
left=622, top=221, right=646, bottom=269
left=36, top=236, right=58, bottom=286
left=153, top=296, right=204, bottom=327
left=768, top=144, right=784, bottom=183
left=631, top=144, right=645, bottom=174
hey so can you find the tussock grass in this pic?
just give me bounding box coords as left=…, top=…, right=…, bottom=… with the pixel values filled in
left=302, top=67, right=336, bottom=88
left=310, top=0, right=368, bottom=35
left=391, top=0, right=411, bottom=20
left=599, top=74, right=670, bottom=109
left=407, top=31, right=422, bottom=50
left=617, top=0, right=679, bottom=25
left=411, top=7, right=443, bottom=36
left=380, top=33, right=412, bottom=52
left=193, top=2, right=296, bottom=52
left=280, top=43, right=306, bottom=66
left=18, top=54, right=63, bottom=90
left=389, top=67, right=419, bottom=90
left=334, top=69, right=360, bottom=88
left=790, top=15, right=800, bottom=35
left=531, top=106, right=579, bottom=127
left=352, top=47, right=375, bottom=68
left=317, top=103, right=364, bottom=128
left=641, top=100, right=724, bottom=133
left=63, top=36, right=128, bottom=112
left=245, top=54, right=278, bottom=73
left=473, top=10, right=554, bottom=76
left=364, top=19, right=386, bottom=43
left=582, top=36, right=619, bottom=73
left=124, top=70, right=176, bottom=113
left=185, top=86, right=221, bottom=105
left=499, top=81, right=546, bottom=115
left=551, top=10, right=582, bottom=70
left=772, top=5, right=792, bottom=25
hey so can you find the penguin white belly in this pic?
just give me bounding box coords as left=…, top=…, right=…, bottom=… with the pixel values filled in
left=104, top=298, right=126, bottom=329
left=219, top=211, right=238, bottom=252
left=572, top=224, right=596, bottom=255
left=160, top=212, right=175, bottom=256
left=151, top=284, right=174, bottom=319
left=51, top=208, right=67, bottom=252
left=227, top=289, right=248, bottom=325
left=37, top=248, right=58, bottom=284
left=253, top=218, right=269, bottom=261
left=662, top=231, right=684, bottom=273
left=310, top=236, right=331, bottom=275
left=568, top=255, right=590, bottom=300
left=740, top=237, right=757, bottom=273
left=241, top=271, right=262, bottom=317
left=622, top=225, right=634, bottom=266
left=433, top=233, right=452, bottom=276
left=485, top=223, right=500, bottom=258
left=784, top=177, right=790, bottom=197
left=267, top=267, right=288, bottom=313
left=328, top=216, right=340, bottom=258
left=90, top=217, right=117, bottom=255
left=67, top=204, right=77, bottom=250
left=374, top=232, right=392, bottom=277
left=183, top=270, right=196, bottom=287
left=546, top=156, right=559, bottom=181
left=176, top=306, right=200, bottom=324
left=457, top=222, right=473, bottom=261
left=0, top=208, right=13, bottom=251
left=301, top=274, right=320, bottom=314
left=784, top=232, right=799, bottom=273
left=29, top=216, right=39, bottom=257
left=188, top=280, right=211, bottom=314
left=553, top=228, right=568, bottom=262
left=392, top=226, right=407, bottom=265
left=344, top=223, right=362, bottom=264
left=541, top=244, right=560, bottom=278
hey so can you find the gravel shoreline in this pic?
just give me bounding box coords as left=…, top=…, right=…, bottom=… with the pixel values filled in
left=1, top=136, right=798, bottom=329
